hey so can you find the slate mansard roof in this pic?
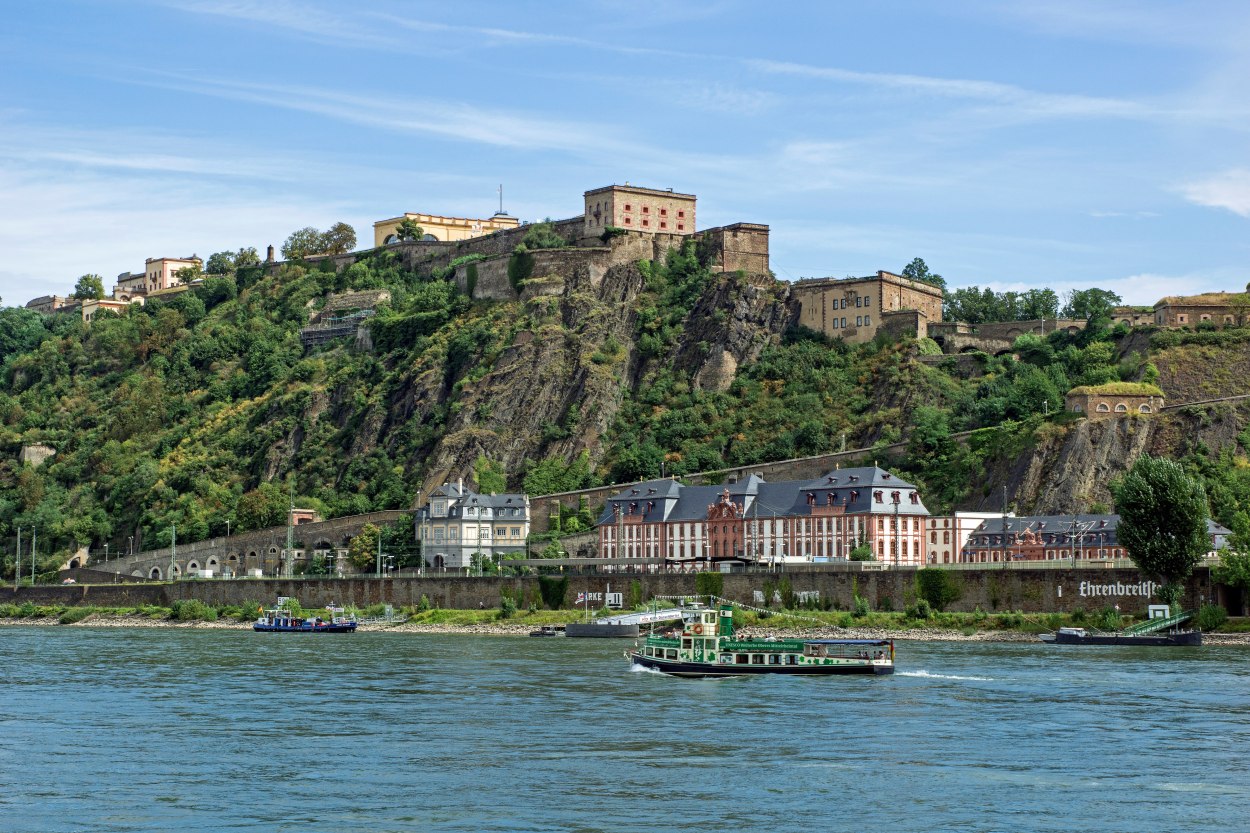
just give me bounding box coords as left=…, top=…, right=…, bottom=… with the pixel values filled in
left=596, top=466, right=930, bottom=526
left=416, top=483, right=528, bottom=521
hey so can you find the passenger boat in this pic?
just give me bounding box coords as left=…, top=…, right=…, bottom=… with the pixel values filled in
left=626, top=604, right=893, bottom=677
left=528, top=625, right=565, bottom=637
left=253, top=602, right=358, bottom=633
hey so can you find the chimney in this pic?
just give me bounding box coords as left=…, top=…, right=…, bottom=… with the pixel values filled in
left=266, top=244, right=275, bottom=263
left=458, top=477, right=463, bottom=494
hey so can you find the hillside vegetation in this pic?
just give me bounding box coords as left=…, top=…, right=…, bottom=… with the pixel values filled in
left=3, top=239, right=1250, bottom=571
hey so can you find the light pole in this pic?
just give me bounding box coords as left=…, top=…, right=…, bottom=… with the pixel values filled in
left=128, top=536, right=133, bottom=556
left=104, top=542, right=108, bottom=563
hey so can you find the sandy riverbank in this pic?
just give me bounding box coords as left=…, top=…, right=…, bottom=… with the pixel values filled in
left=5, top=613, right=1249, bottom=644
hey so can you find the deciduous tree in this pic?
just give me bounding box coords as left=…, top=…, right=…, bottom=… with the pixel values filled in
left=321, top=222, right=357, bottom=255
left=901, top=257, right=945, bottom=290
left=1112, top=455, right=1210, bottom=606
left=281, top=227, right=325, bottom=260
left=395, top=219, right=424, bottom=241
left=73, top=274, right=105, bottom=300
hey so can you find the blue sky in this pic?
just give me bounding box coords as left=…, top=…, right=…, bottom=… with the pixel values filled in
left=2, top=1, right=1249, bottom=307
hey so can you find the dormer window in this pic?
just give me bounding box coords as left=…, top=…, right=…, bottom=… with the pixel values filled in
left=883, top=473, right=891, bottom=480
left=874, top=491, right=883, bottom=502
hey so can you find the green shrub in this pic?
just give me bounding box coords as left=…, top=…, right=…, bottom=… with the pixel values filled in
left=907, top=598, right=933, bottom=620
left=1094, top=606, right=1121, bottom=631
left=538, top=575, right=568, bottom=609
left=170, top=599, right=218, bottom=622
left=694, top=571, right=724, bottom=599
left=417, top=594, right=432, bottom=611
left=499, top=595, right=517, bottom=619
left=1195, top=603, right=1228, bottom=632
left=17, top=602, right=38, bottom=618
left=1070, top=609, right=1086, bottom=625
left=853, top=594, right=870, bottom=617
left=59, top=606, right=96, bottom=624
left=878, top=596, right=893, bottom=612
left=916, top=569, right=962, bottom=611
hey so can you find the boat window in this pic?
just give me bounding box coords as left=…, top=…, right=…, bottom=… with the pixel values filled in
left=768, top=655, right=780, bottom=664
left=752, top=655, right=765, bottom=664
left=735, top=654, right=749, bottom=664
left=666, top=649, right=678, bottom=659
left=682, top=638, right=692, bottom=649
left=786, top=655, right=798, bottom=665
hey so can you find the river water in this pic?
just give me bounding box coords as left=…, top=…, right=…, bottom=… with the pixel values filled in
left=0, top=627, right=1247, bottom=832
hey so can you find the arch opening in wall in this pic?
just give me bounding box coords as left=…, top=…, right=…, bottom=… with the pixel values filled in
left=1096, top=403, right=1110, bottom=412
left=188, top=561, right=200, bottom=572
left=384, top=234, right=399, bottom=244
left=149, top=567, right=162, bottom=580
left=421, top=233, right=439, bottom=242
left=228, top=554, right=239, bottom=563
left=170, top=565, right=181, bottom=578
left=68, top=558, right=81, bottom=569
left=1114, top=403, right=1128, bottom=413
left=1139, top=404, right=1152, bottom=413
left=268, top=546, right=279, bottom=556
left=207, top=558, right=219, bottom=568
left=247, top=549, right=259, bottom=560
left=1073, top=403, right=1083, bottom=412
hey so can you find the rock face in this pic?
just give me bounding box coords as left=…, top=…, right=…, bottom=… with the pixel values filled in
left=379, top=255, right=795, bottom=501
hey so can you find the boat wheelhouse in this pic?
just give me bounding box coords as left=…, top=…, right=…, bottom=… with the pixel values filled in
left=627, top=604, right=893, bottom=677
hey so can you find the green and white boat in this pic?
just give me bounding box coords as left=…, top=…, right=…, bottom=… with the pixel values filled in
left=627, top=604, right=894, bottom=678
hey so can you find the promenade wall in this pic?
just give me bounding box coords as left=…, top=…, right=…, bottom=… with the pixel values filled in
left=2, top=567, right=1217, bottom=616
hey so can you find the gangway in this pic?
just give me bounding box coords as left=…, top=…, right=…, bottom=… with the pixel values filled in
left=593, top=607, right=687, bottom=626
left=1123, top=609, right=1194, bottom=635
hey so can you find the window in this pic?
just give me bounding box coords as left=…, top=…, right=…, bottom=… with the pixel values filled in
left=1114, top=403, right=1127, bottom=412
left=642, top=205, right=649, bottom=213
left=660, top=208, right=667, bottom=216
left=677, top=224, right=684, bottom=231
left=833, top=319, right=839, bottom=329
left=841, top=317, right=846, bottom=327
left=1096, top=403, right=1110, bottom=412
left=511, top=527, right=521, bottom=536
left=624, top=217, right=631, bottom=225
left=624, top=204, right=632, bottom=211
left=865, top=315, right=871, bottom=326
left=864, top=296, right=871, bottom=307
left=678, top=210, right=685, bottom=217
left=1139, top=405, right=1152, bottom=413
left=642, top=219, right=649, bottom=227
left=660, top=221, right=667, bottom=229
left=857, top=316, right=863, bottom=326
left=856, top=296, right=862, bottom=307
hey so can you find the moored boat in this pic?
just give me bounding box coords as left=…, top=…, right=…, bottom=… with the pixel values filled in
left=253, top=601, right=358, bottom=633
left=626, top=604, right=893, bottom=677
left=528, top=625, right=565, bottom=637
left=1041, top=609, right=1202, bottom=646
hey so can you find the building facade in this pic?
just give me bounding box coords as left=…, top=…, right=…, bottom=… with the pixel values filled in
left=597, top=467, right=930, bottom=571
left=961, top=514, right=1231, bottom=563
left=414, top=480, right=531, bottom=571
left=373, top=212, right=520, bottom=247
left=1066, top=383, right=1164, bottom=418
left=144, top=256, right=201, bottom=293
left=583, top=184, right=696, bottom=237
left=925, top=511, right=1008, bottom=565
left=82, top=298, right=140, bottom=323
left=791, top=271, right=944, bottom=345
left=1154, top=292, right=1250, bottom=328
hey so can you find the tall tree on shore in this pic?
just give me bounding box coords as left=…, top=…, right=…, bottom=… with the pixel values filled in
left=1112, top=455, right=1210, bottom=606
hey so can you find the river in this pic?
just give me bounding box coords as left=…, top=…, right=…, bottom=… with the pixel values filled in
left=0, top=627, right=1246, bottom=832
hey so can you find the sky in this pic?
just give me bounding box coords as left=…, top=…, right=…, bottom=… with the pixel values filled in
left=2, top=1, right=1249, bottom=307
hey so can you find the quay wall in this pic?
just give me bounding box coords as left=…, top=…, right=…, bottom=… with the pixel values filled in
left=3, top=567, right=1218, bottom=616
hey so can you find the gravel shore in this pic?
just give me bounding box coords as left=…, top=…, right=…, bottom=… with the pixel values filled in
left=5, top=613, right=1248, bottom=643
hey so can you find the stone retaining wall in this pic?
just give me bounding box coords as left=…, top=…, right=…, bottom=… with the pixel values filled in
left=3, top=567, right=1216, bottom=616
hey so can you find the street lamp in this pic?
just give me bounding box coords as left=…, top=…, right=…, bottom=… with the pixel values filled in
left=104, top=542, right=108, bottom=563
left=128, top=536, right=134, bottom=556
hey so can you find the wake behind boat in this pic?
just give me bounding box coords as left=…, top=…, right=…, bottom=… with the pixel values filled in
left=253, top=601, right=358, bottom=633
left=627, top=603, right=893, bottom=677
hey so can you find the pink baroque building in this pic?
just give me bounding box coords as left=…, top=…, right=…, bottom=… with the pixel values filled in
left=596, top=466, right=930, bottom=572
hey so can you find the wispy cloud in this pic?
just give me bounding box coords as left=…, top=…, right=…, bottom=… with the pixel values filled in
left=1179, top=169, right=1250, bottom=218
left=1088, top=210, right=1160, bottom=219
left=158, top=0, right=398, bottom=49
left=750, top=59, right=1148, bottom=119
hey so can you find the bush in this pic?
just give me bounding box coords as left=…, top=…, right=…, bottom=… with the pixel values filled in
left=417, top=594, right=432, bottom=611
left=169, top=599, right=218, bottom=622
left=916, top=569, right=962, bottom=611
left=853, top=594, right=870, bottom=617
left=499, top=595, right=517, bottom=619
left=1094, top=607, right=1121, bottom=631
left=1195, top=603, right=1228, bottom=632
left=59, top=606, right=96, bottom=624
left=694, top=571, right=724, bottom=599
left=907, top=598, right=933, bottom=620
left=538, top=575, right=568, bottom=610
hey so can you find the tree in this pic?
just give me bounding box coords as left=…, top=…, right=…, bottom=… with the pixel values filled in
left=234, top=246, right=261, bottom=268
left=1111, top=455, right=1210, bottom=606
left=73, top=274, right=105, bottom=300
left=1018, top=288, right=1060, bottom=320
left=1213, top=550, right=1250, bottom=615
left=282, top=227, right=325, bottom=260
left=204, top=252, right=235, bottom=275
left=173, top=264, right=202, bottom=285
left=395, top=219, right=424, bottom=242
left=901, top=257, right=945, bottom=290
left=321, top=222, right=357, bottom=255
left=347, top=523, right=380, bottom=571
left=1062, top=288, right=1122, bottom=321
left=474, top=455, right=507, bottom=494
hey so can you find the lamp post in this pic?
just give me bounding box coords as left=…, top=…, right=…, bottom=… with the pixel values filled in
left=104, top=542, right=108, bottom=563
left=128, top=535, right=133, bottom=556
